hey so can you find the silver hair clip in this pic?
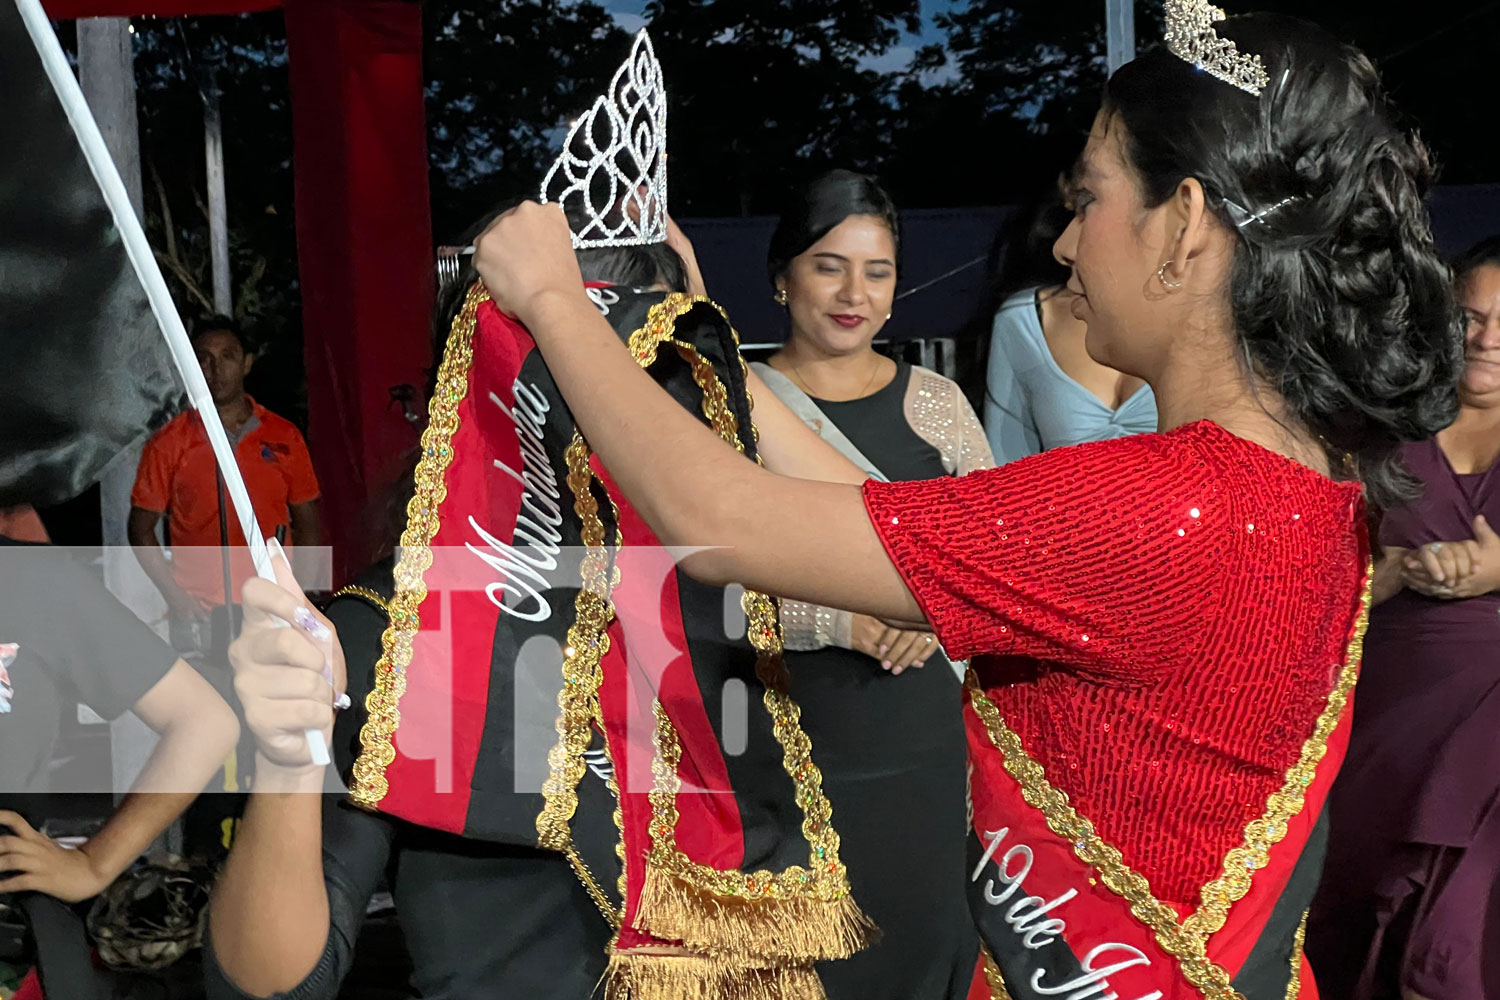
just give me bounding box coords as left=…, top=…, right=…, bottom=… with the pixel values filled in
left=1223, top=196, right=1297, bottom=229
left=435, top=245, right=476, bottom=291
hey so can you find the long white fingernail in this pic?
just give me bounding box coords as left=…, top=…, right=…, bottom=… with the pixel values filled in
left=306, top=729, right=331, bottom=767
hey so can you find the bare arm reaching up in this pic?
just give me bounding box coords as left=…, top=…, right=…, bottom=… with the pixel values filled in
left=473, top=203, right=920, bottom=623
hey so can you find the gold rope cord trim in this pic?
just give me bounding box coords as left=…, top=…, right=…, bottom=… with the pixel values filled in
left=1284, top=911, right=1308, bottom=1000
left=593, top=491, right=632, bottom=910
left=606, top=729, right=630, bottom=907
left=641, top=702, right=875, bottom=962
left=980, top=946, right=1013, bottom=1000
left=331, top=585, right=390, bottom=616
left=621, top=294, right=875, bottom=961
left=965, top=572, right=1371, bottom=1000
left=349, top=282, right=486, bottom=808
left=604, top=949, right=825, bottom=1000
left=538, top=433, right=626, bottom=927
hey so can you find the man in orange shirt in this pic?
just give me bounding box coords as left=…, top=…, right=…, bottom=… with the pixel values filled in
left=128, top=317, right=321, bottom=655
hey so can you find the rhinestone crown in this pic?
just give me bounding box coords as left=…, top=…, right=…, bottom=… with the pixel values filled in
left=1164, top=0, right=1269, bottom=98
left=541, top=30, right=667, bottom=249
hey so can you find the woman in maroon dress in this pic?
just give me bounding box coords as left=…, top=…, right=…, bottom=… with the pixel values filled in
left=461, top=8, right=1460, bottom=1000
left=1308, top=237, right=1500, bottom=1000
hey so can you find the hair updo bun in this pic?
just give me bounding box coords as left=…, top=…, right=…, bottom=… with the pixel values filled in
left=1106, top=12, right=1463, bottom=509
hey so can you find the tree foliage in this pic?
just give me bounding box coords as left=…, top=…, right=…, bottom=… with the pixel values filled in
left=118, top=0, right=1500, bottom=380
left=641, top=0, right=923, bottom=215
left=423, top=0, right=627, bottom=239
left=130, top=14, right=304, bottom=418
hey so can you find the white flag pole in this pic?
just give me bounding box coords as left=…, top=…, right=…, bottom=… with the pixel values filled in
left=15, top=0, right=331, bottom=766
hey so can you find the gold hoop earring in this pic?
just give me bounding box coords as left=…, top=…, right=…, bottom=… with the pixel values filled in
left=773, top=288, right=788, bottom=306
left=1156, top=261, right=1184, bottom=291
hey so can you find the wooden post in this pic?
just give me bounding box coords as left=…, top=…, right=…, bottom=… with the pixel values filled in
left=1106, top=0, right=1136, bottom=76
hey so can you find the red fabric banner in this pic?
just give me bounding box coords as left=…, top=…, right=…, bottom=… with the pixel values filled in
left=284, top=0, right=433, bottom=585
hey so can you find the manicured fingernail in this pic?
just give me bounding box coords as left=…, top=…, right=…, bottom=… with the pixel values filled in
left=878, top=644, right=889, bottom=656
left=335, top=692, right=352, bottom=710
left=881, top=660, right=892, bottom=670
left=294, top=606, right=332, bottom=642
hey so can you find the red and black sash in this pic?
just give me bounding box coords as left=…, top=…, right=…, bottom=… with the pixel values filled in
left=966, top=573, right=1371, bottom=1000
left=341, top=286, right=873, bottom=998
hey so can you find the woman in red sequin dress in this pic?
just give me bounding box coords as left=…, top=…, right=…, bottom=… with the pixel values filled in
left=469, top=11, right=1461, bottom=1000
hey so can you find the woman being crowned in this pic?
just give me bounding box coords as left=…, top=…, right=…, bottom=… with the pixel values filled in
left=470, top=4, right=1463, bottom=1000
left=208, top=31, right=896, bottom=1000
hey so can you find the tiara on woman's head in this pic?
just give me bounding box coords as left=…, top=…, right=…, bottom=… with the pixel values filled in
left=540, top=30, right=668, bottom=249
left=1164, top=0, right=1270, bottom=98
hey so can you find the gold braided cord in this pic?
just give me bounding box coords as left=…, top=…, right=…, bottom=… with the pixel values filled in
left=330, top=585, right=390, bottom=616
left=349, top=281, right=485, bottom=808
left=551, top=293, right=856, bottom=945
left=348, top=288, right=868, bottom=974
left=600, top=490, right=632, bottom=908
left=535, top=435, right=612, bottom=843
left=623, top=294, right=873, bottom=963
left=966, top=571, right=1370, bottom=1000
left=1285, top=911, right=1308, bottom=1000
left=537, top=434, right=627, bottom=927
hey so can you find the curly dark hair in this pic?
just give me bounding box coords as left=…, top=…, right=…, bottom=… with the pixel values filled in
left=1105, top=13, right=1463, bottom=509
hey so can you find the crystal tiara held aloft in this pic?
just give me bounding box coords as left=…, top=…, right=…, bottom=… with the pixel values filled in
left=1164, top=0, right=1270, bottom=98
left=540, top=30, right=668, bottom=249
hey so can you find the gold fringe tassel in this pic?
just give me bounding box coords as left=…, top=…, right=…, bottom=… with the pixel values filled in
left=635, top=863, right=879, bottom=964
left=604, top=949, right=826, bottom=1000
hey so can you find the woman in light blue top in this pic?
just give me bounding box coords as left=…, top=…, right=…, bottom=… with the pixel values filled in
left=985, top=287, right=1157, bottom=462
left=981, top=191, right=1158, bottom=463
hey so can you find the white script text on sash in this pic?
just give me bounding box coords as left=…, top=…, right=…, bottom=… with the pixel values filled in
left=466, top=381, right=564, bottom=622
left=973, top=827, right=1164, bottom=1000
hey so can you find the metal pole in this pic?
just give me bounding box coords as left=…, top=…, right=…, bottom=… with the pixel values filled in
left=1106, top=0, right=1136, bottom=76
left=203, top=71, right=232, bottom=316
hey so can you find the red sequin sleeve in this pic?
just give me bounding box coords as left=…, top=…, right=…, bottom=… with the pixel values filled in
left=862, top=433, right=1218, bottom=682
